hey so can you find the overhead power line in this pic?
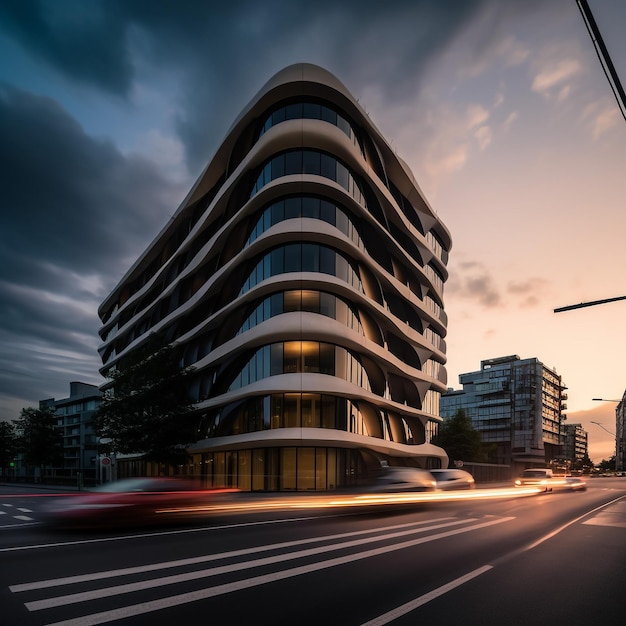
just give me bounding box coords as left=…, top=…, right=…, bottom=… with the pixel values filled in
left=577, top=0, right=626, bottom=121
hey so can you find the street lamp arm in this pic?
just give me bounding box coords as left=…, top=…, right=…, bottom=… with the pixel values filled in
left=590, top=421, right=616, bottom=436
left=554, top=295, right=626, bottom=313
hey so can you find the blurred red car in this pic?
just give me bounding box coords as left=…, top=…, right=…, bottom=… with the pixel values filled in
left=42, top=478, right=239, bottom=528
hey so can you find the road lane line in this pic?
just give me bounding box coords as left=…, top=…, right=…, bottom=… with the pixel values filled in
left=13, top=515, right=33, bottom=521
left=360, top=565, right=494, bottom=626
left=19, top=519, right=468, bottom=605
left=523, top=495, right=626, bottom=551
left=10, top=517, right=457, bottom=592
left=39, top=517, right=514, bottom=625
left=0, top=513, right=349, bottom=552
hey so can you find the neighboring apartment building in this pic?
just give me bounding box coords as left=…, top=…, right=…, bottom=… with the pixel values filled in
left=39, top=381, right=102, bottom=486
left=561, top=423, right=588, bottom=464
left=440, top=355, right=567, bottom=472
left=97, top=63, right=453, bottom=491
left=39, top=382, right=102, bottom=485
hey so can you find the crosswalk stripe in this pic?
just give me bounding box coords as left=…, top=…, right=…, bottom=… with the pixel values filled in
left=11, top=516, right=457, bottom=592
left=39, top=517, right=514, bottom=626
left=24, top=518, right=476, bottom=610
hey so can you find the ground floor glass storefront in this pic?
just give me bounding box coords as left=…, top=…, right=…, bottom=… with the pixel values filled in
left=116, top=445, right=443, bottom=491
left=201, top=447, right=369, bottom=491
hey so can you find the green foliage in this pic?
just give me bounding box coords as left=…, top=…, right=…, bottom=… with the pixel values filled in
left=432, top=409, right=494, bottom=466
left=14, top=405, right=63, bottom=468
left=93, top=334, right=197, bottom=465
left=0, top=420, right=18, bottom=469
left=572, top=452, right=594, bottom=473
left=597, top=456, right=616, bottom=472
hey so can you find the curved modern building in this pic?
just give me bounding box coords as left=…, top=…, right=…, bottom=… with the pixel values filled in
left=97, top=64, right=452, bottom=491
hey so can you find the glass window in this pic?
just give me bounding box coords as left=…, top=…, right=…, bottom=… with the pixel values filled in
left=320, top=153, right=335, bottom=180
left=272, top=153, right=285, bottom=178
left=297, top=448, right=316, bottom=491
left=285, top=103, right=302, bottom=120
left=285, top=196, right=300, bottom=219
left=273, top=108, right=286, bottom=124
left=302, top=196, right=319, bottom=218
left=284, top=394, right=299, bottom=428
left=303, top=150, right=320, bottom=175
left=281, top=447, right=297, bottom=491
left=270, top=344, right=283, bottom=376
left=285, top=244, right=300, bottom=272
left=270, top=247, right=284, bottom=274
left=321, top=106, right=337, bottom=124
left=283, top=341, right=299, bottom=373
left=303, top=102, right=321, bottom=119
left=302, top=243, right=318, bottom=272
left=320, top=246, right=335, bottom=275
left=286, top=151, right=301, bottom=175
left=271, top=200, right=284, bottom=223
left=320, top=199, right=335, bottom=225
left=319, top=343, right=335, bottom=375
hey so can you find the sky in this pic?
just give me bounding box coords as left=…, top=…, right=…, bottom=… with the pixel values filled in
left=1, top=0, right=624, bottom=462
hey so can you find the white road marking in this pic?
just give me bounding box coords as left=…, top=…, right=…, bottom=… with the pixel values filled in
left=22, top=518, right=475, bottom=609
left=23, top=517, right=514, bottom=625
left=523, top=495, right=626, bottom=550
left=0, top=514, right=340, bottom=552
left=582, top=499, right=626, bottom=528
left=360, top=565, right=494, bottom=626
left=11, top=517, right=458, bottom=592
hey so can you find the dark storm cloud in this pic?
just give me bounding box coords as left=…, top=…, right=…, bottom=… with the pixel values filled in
left=0, top=0, right=488, bottom=172
left=0, top=0, right=490, bottom=416
left=0, top=0, right=133, bottom=94
left=0, top=85, right=176, bottom=284
left=0, top=85, right=180, bottom=417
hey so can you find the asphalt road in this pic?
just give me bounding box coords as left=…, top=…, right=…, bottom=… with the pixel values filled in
left=1, top=478, right=625, bottom=625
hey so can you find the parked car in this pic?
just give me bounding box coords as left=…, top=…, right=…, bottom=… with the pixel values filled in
left=42, top=478, right=239, bottom=528
left=514, top=468, right=554, bottom=491
left=368, top=467, right=437, bottom=492
left=431, top=469, right=476, bottom=490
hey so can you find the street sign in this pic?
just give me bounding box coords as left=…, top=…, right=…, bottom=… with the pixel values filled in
left=101, top=456, right=111, bottom=466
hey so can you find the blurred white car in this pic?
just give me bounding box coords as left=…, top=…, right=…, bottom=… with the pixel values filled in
left=514, top=468, right=554, bottom=491
left=369, top=467, right=437, bottom=492
left=431, top=469, right=476, bottom=490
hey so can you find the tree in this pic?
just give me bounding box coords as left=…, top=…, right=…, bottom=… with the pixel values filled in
left=572, top=452, right=594, bottom=474
left=14, top=406, right=63, bottom=478
left=93, top=334, right=197, bottom=465
left=597, top=456, right=616, bottom=473
left=432, top=409, right=493, bottom=466
left=0, top=420, right=18, bottom=472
